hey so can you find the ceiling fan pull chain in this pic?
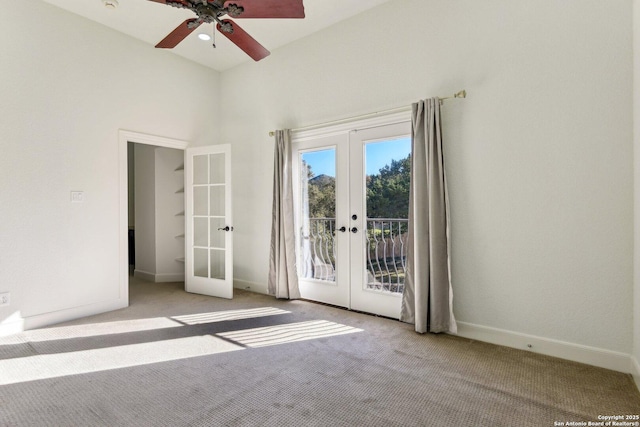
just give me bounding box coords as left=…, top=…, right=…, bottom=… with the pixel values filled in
left=212, top=25, right=216, bottom=49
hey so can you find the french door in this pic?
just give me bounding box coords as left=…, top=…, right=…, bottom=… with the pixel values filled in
left=185, top=144, right=233, bottom=299
left=292, top=119, right=411, bottom=318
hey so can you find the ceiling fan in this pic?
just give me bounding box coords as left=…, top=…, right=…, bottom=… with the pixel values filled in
left=148, top=0, right=305, bottom=61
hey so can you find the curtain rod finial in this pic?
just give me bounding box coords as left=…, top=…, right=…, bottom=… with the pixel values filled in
left=269, top=131, right=275, bottom=137
left=454, top=90, right=466, bottom=99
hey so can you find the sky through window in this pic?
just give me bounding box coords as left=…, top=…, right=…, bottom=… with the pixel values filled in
left=301, top=137, right=411, bottom=177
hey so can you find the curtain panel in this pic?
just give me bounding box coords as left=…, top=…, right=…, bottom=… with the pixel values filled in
left=268, top=129, right=301, bottom=299
left=400, top=98, right=457, bottom=334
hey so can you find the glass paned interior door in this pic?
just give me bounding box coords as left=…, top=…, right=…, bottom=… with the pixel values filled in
left=298, top=148, right=337, bottom=283
left=186, top=144, right=232, bottom=299
left=192, top=153, right=227, bottom=281
left=364, top=137, right=411, bottom=294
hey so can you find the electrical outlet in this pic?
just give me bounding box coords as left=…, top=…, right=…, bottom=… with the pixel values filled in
left=0, top=292, right=9, bottom=307
left=71, top=191, right=84, bottom=203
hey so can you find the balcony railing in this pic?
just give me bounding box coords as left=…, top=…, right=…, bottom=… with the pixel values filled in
left=299, top=218, right=408, bottom=294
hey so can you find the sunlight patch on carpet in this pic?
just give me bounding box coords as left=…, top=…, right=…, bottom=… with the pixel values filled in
left=3, top=307, right=290, bottom=344
left=0, top=335, right=243, bottom=385
left=16, top=318, right=183, bottom=343
left=172, top=307, right=290, bottom=325
left=217, top=320, right=363, bottom=348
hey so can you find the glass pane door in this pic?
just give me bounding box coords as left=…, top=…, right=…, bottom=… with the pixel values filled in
left=292, top=118, right=411, bottom=319
left=349, top=121, right=411, bottom=319
left=185, top=145, right=233, bottom=299
left=292, top=134, right=350, bottom=308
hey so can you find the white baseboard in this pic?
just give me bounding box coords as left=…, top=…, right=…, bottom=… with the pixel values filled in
left=0, top=297, right=127, bottom=337
left=133, top=270, right=184, bottom=283
left=154, top=273, right=185, bottom=283
left=455, top=321, right=632, bottom=374
left=133, top=269, right=155, bottom=282
left=234, top=278, right=268, bottom=295
left=632, top=355, right=640, bottom=392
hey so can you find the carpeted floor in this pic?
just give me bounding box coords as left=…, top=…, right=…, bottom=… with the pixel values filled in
left=0, top=277, right=638, bottom=426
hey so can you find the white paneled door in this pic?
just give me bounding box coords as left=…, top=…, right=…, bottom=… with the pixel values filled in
left=185, top=145, right=233, bottom=299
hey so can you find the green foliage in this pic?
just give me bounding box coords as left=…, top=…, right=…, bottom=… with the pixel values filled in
left=308, top=175, right=335, bottom=218
left=304, top=154, right=411, bottom=220
left=366, top=154, right=411, bottom=219
left=303, top=162, right=336, bottom=218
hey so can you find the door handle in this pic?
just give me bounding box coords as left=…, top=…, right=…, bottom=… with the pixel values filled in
left=332, top=226, right=347, bottom=236
left=350, top=227, right=358, bottom=233
left=217, top=226, right=233, bottom=232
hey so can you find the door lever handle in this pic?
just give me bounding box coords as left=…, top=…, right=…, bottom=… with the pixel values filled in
left=333, top=226, right=347, bottom=236
left=217, top=226, right=232, bottom=232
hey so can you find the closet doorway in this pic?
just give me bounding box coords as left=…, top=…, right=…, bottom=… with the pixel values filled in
left=119, top=131, right=233, bottom=304
left=127, top=142, right=186, bottom=284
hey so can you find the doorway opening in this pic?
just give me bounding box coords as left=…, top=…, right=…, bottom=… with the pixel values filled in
left=118, top=131, right=189, bottom=305
left=127, top=142, right=186, bottom=284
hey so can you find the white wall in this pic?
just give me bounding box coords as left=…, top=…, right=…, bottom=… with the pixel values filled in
left=134, top=146, right=185, bottom=282
left=153, top=147, right=185, bottom=281
left=633, top=0, right=640, bottom=389
left=220, top=0, right=633, bottom=364
left=134, top=144, right=157, bottom=277
left=0, top=2, right=219, bottom=333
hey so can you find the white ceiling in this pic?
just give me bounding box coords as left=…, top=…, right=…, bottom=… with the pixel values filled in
left=41, top=0, right=393, bottom=71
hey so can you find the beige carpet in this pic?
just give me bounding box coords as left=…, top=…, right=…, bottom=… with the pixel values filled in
left=0, top=277, right=638, bottom=426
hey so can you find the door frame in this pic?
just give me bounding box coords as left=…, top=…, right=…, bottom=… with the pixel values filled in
left=291, top=111, right=411, bottom=317
left=118, top=130, right=189, bottom=306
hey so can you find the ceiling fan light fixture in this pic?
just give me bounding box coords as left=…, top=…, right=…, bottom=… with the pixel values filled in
left=198, top=33, right=212, bottom=41
left=102, top=0, right=119, bottom=9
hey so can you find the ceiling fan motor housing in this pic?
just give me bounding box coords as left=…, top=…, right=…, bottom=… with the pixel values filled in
left=166, top=1, right=244, bottom=25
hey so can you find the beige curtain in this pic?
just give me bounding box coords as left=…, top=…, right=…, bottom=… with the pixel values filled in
left=268, top=130, right=301, bottom=299
left=400, top=98, right=457, bottom=334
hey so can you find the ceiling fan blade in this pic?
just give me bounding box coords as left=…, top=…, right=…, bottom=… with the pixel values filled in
left=156, top=19, right=201, bottom=49
left=147, top=0, right=167, bottom=3
left=217, top=19, right=270, bottom=61
left=224, top=0, right=305, bottom=18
